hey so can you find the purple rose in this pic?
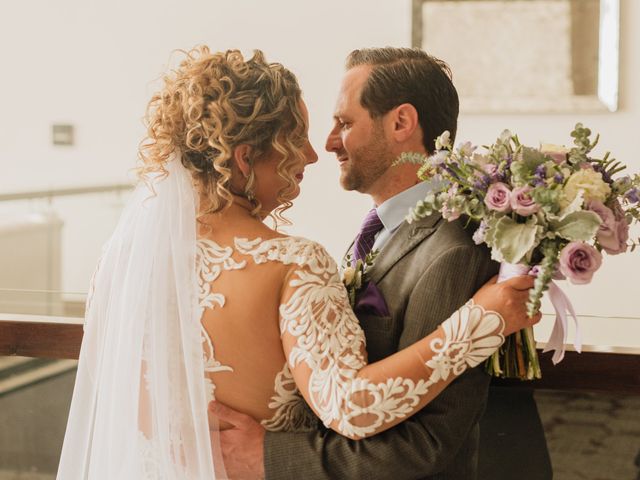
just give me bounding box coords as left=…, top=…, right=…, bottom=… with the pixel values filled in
left=559, top=242, right=602, bottom=284
left=510, top=186, right=539, bottom=216
left=600, top=217, right=629, bottom=255
left=588, top=200, right=629, bottom=255
left=484, top=182, right=512, bottom=212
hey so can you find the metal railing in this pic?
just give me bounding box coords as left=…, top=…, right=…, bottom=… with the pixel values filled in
left=0, top=183, right=133, bottom=203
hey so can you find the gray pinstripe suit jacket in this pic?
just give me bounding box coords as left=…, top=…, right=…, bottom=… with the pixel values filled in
left=264, top=213, right=498, bottom=480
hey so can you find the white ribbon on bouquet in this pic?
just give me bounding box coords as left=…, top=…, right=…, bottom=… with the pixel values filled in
left=498, top=263, right=582, bottom=365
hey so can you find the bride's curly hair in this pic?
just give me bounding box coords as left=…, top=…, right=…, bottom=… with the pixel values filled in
left=138, top=46, right=307, bottom=224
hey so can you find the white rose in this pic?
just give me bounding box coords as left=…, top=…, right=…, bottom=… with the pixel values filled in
left=563, top=168, right=611, bottom=205
left=354, top=270, right=363, bottom=290
left=435, top=131, right=451, bottom=150
left=342, top=266, right=355, bottom=286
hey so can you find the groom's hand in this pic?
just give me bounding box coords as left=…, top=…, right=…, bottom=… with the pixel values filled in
left=209, top=401, right=266, bottom=480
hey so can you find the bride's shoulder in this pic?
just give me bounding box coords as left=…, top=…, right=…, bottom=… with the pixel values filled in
left=234, top=234, right=335, bottom=267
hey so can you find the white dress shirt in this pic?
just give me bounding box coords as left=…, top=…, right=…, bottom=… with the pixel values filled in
left=372, top=181, right=437, bottom=252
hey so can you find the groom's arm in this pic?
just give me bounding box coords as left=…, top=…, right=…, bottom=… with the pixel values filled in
left=264, top=244, right=496, bottom=480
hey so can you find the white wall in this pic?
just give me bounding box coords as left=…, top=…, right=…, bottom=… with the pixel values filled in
left=458, top=0, right=640, bottom=320
left=0, top=1, right=638, bottom=326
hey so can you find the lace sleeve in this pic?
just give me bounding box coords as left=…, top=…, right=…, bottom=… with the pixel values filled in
left=279, top=242, right=506, bottom=440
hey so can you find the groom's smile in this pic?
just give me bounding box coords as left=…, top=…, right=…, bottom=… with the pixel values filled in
left=326, top=65, right=393, bottom=198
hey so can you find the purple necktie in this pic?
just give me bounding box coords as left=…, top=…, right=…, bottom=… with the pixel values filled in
left=353, top=208, right=384, bottom=263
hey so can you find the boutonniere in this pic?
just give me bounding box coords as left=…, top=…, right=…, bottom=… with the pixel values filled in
left=341, top=250, right=378, bottom=308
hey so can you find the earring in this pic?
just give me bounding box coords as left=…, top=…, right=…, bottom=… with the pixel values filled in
left=244, top=169, right=257, bottom=206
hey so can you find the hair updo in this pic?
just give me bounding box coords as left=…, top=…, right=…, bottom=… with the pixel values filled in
left=139, top=46, right=306, bottom=222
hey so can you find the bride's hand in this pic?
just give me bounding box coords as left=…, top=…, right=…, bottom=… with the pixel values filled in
left=472, top=275, right=542, bottom=337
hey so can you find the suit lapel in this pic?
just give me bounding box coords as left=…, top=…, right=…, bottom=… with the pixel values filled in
left=367, top=213, right=442, bottom=284
left=342, top=238, right=356, bottom=267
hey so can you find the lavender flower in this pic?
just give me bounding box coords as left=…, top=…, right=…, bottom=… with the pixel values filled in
left=625, top=188, right=639, bottom=204
left=472, top=221, right=489, bottom=245
left=533, top=178, right=546, bottom=187
left=591, top=163, right=612, bottom=184
left=532, top=164, right=548, bottom=187
left=473, top=175, right=491, bottom=191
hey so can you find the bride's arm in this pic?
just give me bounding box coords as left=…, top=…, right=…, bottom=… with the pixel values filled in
left=279, top=244, right=529, bottom=440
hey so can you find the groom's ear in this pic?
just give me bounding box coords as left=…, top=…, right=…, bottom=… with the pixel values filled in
left=232, top=144, right=253, bottom=178
left=390, top=103, right=419, bottom=143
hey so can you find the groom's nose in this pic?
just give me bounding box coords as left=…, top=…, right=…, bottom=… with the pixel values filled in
left=325, top=125, right=342, bottom=153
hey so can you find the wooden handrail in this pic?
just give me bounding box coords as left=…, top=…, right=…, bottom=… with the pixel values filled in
left=0, top=315, right=83, bottom=359
left=0, top=315, right=639, bottom=393
left=494, top=350, right=640, bottom=395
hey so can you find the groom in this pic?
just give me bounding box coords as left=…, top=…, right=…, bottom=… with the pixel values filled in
left=213, top=47, right=550, bottom=479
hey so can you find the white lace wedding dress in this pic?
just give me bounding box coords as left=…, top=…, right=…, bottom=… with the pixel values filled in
left=57, top=161, right=506, bottom=479
left=196, top=233, right=506, bottom=440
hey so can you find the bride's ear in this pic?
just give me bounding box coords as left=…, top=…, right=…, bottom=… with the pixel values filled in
left=232, top=144, right=253, bottom=178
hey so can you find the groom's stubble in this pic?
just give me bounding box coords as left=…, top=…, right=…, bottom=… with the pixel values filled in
left=339, top=119, right=394, bottom=194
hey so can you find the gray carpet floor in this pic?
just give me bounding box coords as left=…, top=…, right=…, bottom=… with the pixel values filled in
left=535, top=390, right=640, bottom=480
left=0, top=366, right=638, bottom=479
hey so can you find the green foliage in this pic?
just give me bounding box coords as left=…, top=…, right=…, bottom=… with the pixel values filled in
left=550, top=211, right=602, bottom=242
left=393, top=151, right=428, bottom=167
left=488, top=216, right=539, bottom=264
left=509, top=147, right=546, bottom=186
left=526, top=240, right=559, bottom=317
left=531, top=185, right=563, bottom=215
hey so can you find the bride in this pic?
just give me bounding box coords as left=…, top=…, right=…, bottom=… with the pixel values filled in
left=57, top=46, right=539, bottom=479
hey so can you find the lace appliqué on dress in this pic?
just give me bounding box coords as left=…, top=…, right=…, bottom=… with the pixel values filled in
left=196, top=239, right=244, bottom=401
left=236, top=236, right=335, bottom=275
left=279, top=251, right=433, bottom=438
left=426, top=300, right=505, bottom=383
left=197, top=239, right=246, bottom=309
left=261, top=363, right=318, bottom=432
left=138, top=432, right=190, bottom=480
left=249, top=236, right=506, bottom=439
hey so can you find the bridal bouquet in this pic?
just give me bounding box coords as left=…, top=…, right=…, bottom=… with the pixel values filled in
left=404, top=124, right=640, bottom=379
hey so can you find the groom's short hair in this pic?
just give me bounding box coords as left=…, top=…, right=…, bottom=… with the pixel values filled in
left=346, top=47, right=459, bottom=154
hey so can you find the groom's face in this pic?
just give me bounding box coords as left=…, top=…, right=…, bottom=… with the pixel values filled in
left=326, top=65, right=393, bottom=195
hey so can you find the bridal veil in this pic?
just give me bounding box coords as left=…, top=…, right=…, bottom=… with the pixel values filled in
left=57, top=157, right=225, bottom=479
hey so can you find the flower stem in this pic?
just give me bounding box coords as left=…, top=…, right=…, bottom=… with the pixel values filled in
left=515, top=330, right=526, bottom=378
left=522, top=326, right=542, bottom=379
